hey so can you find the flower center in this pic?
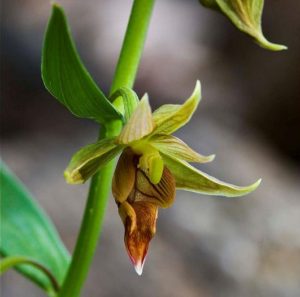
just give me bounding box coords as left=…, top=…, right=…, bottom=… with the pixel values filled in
left=130, top=141, right=163, bottom=184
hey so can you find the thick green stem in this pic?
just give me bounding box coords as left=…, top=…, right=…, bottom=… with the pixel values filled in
left=58, top=1, right=155, bottom=296
left=110, top=0, right=155, bottom=93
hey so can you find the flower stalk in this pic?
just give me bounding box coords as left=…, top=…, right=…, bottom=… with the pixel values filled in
left=58, top=1, right=155, bottom=296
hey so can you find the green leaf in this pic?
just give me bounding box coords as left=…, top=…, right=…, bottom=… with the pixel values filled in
left=151, top=81, right=201, bottom=135
left=65, top=138, right=123, bottom=184
left=0, top=161, right=70, bottom=292
left=0, top=256, right=59, bottom=296
left=161, top=153, right=261, bottom=197
left=199, top=0, right=287, bottom=51
left=42, top=4, right=122, bottom=123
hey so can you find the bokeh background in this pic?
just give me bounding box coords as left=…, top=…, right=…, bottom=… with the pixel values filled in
left=1, top=0, right=300, bottom=296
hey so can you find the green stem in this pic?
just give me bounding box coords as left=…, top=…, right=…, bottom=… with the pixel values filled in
left=110, top=0, right=155, bottom=94
left=58, top=1, right=155, bottom=296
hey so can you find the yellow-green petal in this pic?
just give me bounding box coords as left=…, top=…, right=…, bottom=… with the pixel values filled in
left=151, top=81, right=201, bottom=135
left=161, top=153, right=261, bottom=197
left=64, top=138, right=123, bottom=184
left=117, top=94, right=154, bottom=144
left=134, top=166, right=176, bottom=209
left=150, top=134, right=215, bottom=163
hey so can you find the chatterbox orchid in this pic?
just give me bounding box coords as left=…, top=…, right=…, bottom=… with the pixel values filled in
left=64, top=81, right=261, bottom=275
left=1, top=1, right=287, bottom=295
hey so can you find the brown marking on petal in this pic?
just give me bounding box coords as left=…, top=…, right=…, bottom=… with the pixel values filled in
left=112, top=148, right=137, bottom=203
left=134, top=166, right=176, bottom=208
left=124, top=201, right=158, bottom=272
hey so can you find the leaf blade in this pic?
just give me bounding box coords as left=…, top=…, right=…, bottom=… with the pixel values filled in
left=0, top=256, right=59, bottom=295
left=0, top=161, right=70, bottom=291
left=42, top=4, right=122, bottom=123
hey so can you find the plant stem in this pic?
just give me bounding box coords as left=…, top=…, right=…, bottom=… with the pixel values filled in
left=110, top=0, right=155, bottom=94
left=58, top=1, right=155, bottom=296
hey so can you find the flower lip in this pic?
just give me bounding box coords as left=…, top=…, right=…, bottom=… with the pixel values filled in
left=123, top=201, right=158, bottom=276
left=125, top=240, right=147, bottom=276
left=134, top=258, right=146, bottom=276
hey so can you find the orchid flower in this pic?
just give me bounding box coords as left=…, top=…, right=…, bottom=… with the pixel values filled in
left=64, top=81, right=261, bottom=275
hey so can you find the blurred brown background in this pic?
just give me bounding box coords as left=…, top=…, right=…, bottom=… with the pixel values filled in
left=1, top=0, right=300, bottom=296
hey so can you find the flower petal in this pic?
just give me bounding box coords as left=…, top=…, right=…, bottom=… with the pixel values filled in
left=161, top=153, right=261, bottom=197
left=64, top=138, right=123, bottom=184
left=151, top=81, right=201, bottom=135
left=150, top=134, right=215, bottom=163
left=117, top=94, right=154, bottom=144
left=112, top=149, right=136, bottom=203
left=133, top=166, right=176, bottom=208
left=118, top=201, right=137, bottom=235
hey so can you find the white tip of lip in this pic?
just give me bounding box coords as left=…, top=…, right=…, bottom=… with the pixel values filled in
left=134, top=261, right=144, bottom=276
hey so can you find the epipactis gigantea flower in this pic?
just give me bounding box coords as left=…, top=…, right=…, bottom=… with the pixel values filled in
left=64, top=81, right=261, bottom=275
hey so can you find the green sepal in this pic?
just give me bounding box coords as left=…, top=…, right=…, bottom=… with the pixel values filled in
left=199, top=0, right=287, bottom=51
left=117, top=94, right=154, bottom=144
left=150, top=134, right=215, bottom=163
left=161, top=153, right=261, bottom=197
left=0, top=161, right=70, bottom=292
left=42, top=4, right=122, bottom=123
left=151, top=81, right=201, bottom=135
left=65, top=138, right=123, bottom=184
left=110, top=87, right=139, bottom=122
